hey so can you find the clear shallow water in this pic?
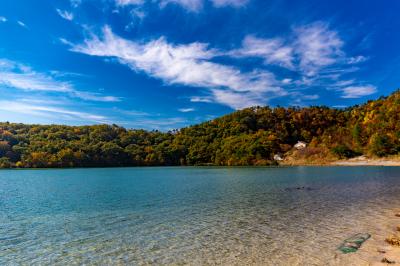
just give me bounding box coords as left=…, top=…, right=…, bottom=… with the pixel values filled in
left=1, top=167, right=400, bottom=265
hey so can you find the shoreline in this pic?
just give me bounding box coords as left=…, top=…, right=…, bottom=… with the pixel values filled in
left=1, top=160, right=400, bottom=170
left=280, top=156, right=400, bottom=167
left=332, top=158, right=400, bottom=166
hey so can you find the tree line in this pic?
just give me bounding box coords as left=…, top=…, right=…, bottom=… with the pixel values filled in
left=1, top=90, right=400, bottom=168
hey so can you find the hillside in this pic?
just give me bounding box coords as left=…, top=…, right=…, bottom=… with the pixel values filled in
left=1, top=90, right=400, bottom=168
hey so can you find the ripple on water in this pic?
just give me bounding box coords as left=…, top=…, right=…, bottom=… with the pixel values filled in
left=0, top=167, right=400, bottom=265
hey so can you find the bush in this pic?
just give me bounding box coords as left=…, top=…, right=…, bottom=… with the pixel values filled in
left=331, top=145, right=360, bottom=159
left=368, top=134, right=396, bottom=157
left=0, top=157, right=11, bottom=168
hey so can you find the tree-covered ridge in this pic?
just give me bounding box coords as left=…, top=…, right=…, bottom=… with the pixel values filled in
left=1, top=90, right=400, bottom=168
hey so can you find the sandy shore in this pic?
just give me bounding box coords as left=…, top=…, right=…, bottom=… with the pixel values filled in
left=333, top=156, right=400, bottom=166
left=332, top=209, right=400, bottom=266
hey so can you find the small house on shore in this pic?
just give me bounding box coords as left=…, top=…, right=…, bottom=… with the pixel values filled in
left=294, top=141, right=307, bottom=150
left=273, top=154, right=283, bottom=161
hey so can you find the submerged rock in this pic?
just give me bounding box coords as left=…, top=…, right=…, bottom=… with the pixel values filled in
left=377, top=246, right=393, bottom=254
left=338, top=233, right=371, bottom=254
left=385, top=236, right=400, bottom=246
left=381, top=257, right=395, bottom=264
left=284, top=186, right=313, bottom=192
left=377, top=248, right=386, bottom=254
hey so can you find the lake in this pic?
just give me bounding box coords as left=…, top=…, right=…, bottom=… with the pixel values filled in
left=1, top=167, right=400, bottom=265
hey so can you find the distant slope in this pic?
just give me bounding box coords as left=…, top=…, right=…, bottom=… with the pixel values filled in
left=1, top=90, right=400, bottom=168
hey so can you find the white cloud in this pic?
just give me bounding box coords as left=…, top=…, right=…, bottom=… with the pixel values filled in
left=160, top=0, right=203, bottom=11
left=116, top=0, right=248, bottom=11
left=190, top=96, right=212, bottom=103
left=302, top=94, right=319, bottom=100
left=17, top=21, right=27, bottom=28
left=211, top=0, right=248, bottom=8
left=341, top=85, right=377, bottom=98
left=71, top=91, right=122, bottom=102
left=56, top=9, right=74, bottom=21
left=70, top=0, right=82, bottom=8
left=71, top=26, right=285, bottom=109
left=67, top=22, right=373, bottom=109
left=0, top=59, right=120, bottom=102
left=229, top=22, right=360, bottom=89
left=227, top=22, right=374, bottom=102
left=294, top=22, right=344, bottom=76
left=59, top=37, right=74, bottom=46
left=230, top=23, right=345, bottom=76
left=231, top=35, right=294, bottom=69
left=333, top=79, right=355, bottom=87
left=131, top=8, right=146, bottom=19
left=0, top=16, right=7, bottom=22
left=134, top=117, right=187, bottom=130
left=178, top=108, right=195, bottom=112
left=211, top=89, right=264, bottom=109
left=159, top=0, right=203, bottom=11
left=347, top=55, right=368, bottom=64
left=0, top=100, right=108, bottom=123
left=332, top=105, right=347, bottom=108
left=0, top=72, right=71, bottom=92
left=116, top=0, right=144, bottom=6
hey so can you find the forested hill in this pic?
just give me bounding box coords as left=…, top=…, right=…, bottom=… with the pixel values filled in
left=1, top=90, right=400, bottom=168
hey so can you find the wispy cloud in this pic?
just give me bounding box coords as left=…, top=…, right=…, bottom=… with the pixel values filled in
left=0, top=16, right=7, bottom=22
left=59, top=37, right=74, bottom=46
left=116, top=0, right=144, bottom=6
left=294, top=22, right=344, bottom=77
left=227, top=22, right=374, bottom=100
left=341, top=85, right=377, bottom=98
left=178, top=108, right=195, bottom=112
left=211, top=89, right=265, bottom=109
left=190, top=96, right=212, bottom=103
left=211, top=0, right=248, bottom=7
left=117, top=116, right=188, bottom=130
left=70, top=0, right=82, bottom=8
left=0, top=59, right=120, bottom=102
left=229, top=22, right=345, bottom=76
left=159, top=0, right=203, bottom=11
left=56, top=9, right=74, bottom=21
left=230, top=35, right=294, bottom=69
left=116, top=0, right=248, bottom=12
left=347, top=55, right=368, bottom=64
left=71, top=91, right=121, bottom=102
left=68, top=21, right=374, bottom=109
left=0, top=100, right=108, bottom=123
left=17, top=20, right=27, bottom=28
left=70, top=26, right=285, bottom=109
left=133, top=117, right=187, bottom=130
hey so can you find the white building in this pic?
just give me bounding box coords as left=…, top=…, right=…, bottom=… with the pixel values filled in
left=294, top=141, right=307, bottom=150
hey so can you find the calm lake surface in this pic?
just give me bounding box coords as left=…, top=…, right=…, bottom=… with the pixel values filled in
left=1, top=167, right=400, bottom=265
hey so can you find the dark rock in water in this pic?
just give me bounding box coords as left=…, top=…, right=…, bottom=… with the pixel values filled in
left=377, top=248, right=386, bottom=254
left=386, top=236, right=400, bottom=246
left=378, top=246, right=393, bottom=254
left=381, top=257, right=395, bottom=264
left=338, top=233, right=371, bottom=254
left=285, top=186, right=313, bottom=192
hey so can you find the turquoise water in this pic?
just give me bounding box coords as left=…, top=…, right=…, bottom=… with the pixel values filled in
left=1, top=167, right=400, bottom=265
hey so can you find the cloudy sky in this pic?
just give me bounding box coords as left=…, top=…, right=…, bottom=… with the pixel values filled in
left=0, top=0, right=399, bottom=130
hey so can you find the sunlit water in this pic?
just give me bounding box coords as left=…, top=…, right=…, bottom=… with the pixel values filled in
left=1, top=167, right=400, bottom=265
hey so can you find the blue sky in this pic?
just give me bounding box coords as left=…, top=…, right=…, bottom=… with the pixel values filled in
left=0, top=0, right=399, bottom=130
